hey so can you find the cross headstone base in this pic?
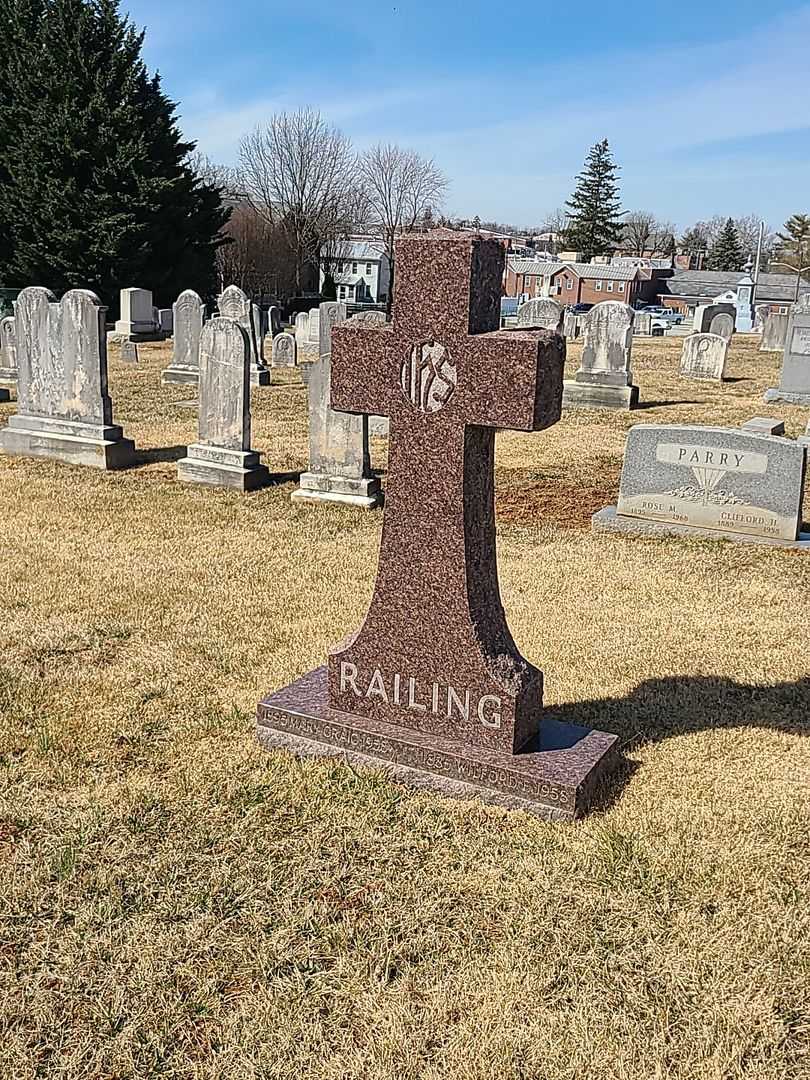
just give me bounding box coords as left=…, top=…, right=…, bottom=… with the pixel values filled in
left=178, top=443, right=269, bottom=492
left=562, top=381, right=639, bottom=409
left=291, top=472, right=381, bottom=509
left=257, top=668, right=619, bottom=821
left=0, top=415, right=135, bottom=469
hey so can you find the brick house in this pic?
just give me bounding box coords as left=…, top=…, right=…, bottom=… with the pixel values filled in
left=505, top=259, right=668, bottom=307
left=658, top=269, right=810, bottom=318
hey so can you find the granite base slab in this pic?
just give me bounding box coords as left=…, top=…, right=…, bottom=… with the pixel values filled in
left=161, top=367, right=199, bottom=386
left=0, top=369, right=16, bottom=385
left=0, top=415, right=135, bottom=469
left=250, top=368, right=271, bottom=387
left=292, top=472, right=382, bottom=509
left=178, top=444, right=269, bottom=491
left=256, top=667, right=620, bottom=820
left=563, top=381, right=639, bottom=410
left=764, top=388, right=810, bottom=406
left=593, top=506, right=810, bottom=551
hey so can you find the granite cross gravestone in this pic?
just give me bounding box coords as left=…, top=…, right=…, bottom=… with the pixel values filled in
left=563, top=301, right=638, bottom=409
left=271, top=332, right=297, bottom=368
left=765, top=294, right=810, bottom=405
left=177, top=317, right=269, bottom=491
left=0, top=288, right=135, bottom=468
left=760, top=313, right=789, bottom=353
left=0, top=315, right=17, bottom=389
left=679, top=333, right=728, bottom=381
left=291, top=302, right=381, bottom=508
left=593, top=424, right=808, bottom=550
left=258, top=231, right=620, bottom=819
left=162, top=290, right=204, bottom=386
left=218, top=285, right=271, bottom=386
left=516, top=297, right=564, bottom=333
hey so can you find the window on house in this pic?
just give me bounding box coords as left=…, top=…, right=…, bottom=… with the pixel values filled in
left=366, top=263, right=372, bottom=275
left=616, top=282, right=624, bottom=292
left=352, top=262, right=358, bottom=274
left=566, top=278, right=573, bottom=290
left=607, top=281, right=614, bottom=292
left=595, top=281, right=603, bottom=291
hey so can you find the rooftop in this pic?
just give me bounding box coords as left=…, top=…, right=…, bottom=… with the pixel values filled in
left=663, top=269, right=810, bottom=303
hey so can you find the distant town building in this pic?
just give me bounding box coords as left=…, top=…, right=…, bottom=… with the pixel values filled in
left=320, top=239, right=390, bottom=304
left=658, top=269, right=810, bottom=318
left=505, top=258, right=671, bottom=308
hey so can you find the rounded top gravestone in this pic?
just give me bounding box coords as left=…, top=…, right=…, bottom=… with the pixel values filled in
left=516, top=298, right=564, bottom=333
left=709, top=312, right=734, bottom=341
left=680, top=333, right=728, bottom=381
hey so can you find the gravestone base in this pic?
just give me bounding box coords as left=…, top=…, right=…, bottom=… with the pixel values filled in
left=0, top=369, right=16, bottom=385
left=108, top=329, right=164, bottom=344
left=161, top=366, right=199, bottom=387
left=0, top=387, right=9, bottom=402
left=0, top=414, right=135, bottom=469
left=592, top=506, right=810, bottom=551
left=764, top=387, right=810, bottom=406
left=562, top=380, right=639, bottom=410
left=257, top=668, right=620, bottom=821
left=178, top=444, right=269, bottom=492
left=292, top=472, right=382, bottom=509
left=250, top=366, right=271, bottom=387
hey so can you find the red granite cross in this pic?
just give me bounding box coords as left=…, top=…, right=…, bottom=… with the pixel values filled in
left=329, top=231, right=564, bottom=754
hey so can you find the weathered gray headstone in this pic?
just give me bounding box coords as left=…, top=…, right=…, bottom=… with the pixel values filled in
left=563, top=301, right=638, bottom=409
left=516, top=297, right=564, bottom=333
left=760, top=313, right=789, bottom=352
left=709, top=312, right=734, bottom=341
left=291, top=302, right=381, bottom=508
left=349, top=310, right=387, bottom=326
left=177, top=317, right=269, bottom=491
left=158, top=308, right=173, bottom=335
left=593, top=424, right=808, bottom=549
left=271, top=332, right=297, bottom=368
left=120, top=340, right=139, bottom=364
left=218, top=285, right=271, bottom=386
left=693, top=302, right=735, bottom=334
left=0, top=287, right=136, bottom=468
left=562, top=311, right=581, bottom=339
left=0, top=315, right=16, bottom=394
left=306, top=308, right=321, bottom=348
left=634, top=312, right=653, bottom=335
left=741, top=417, right=785, bottom=436
left=114, top=287, right=159, bottom=339
left=268, top=306, right=282, bottom=337
left=162, top=289, right=204, bottom=386
left=294, top=311, right=309, bottom=347
left=679, top=333, right=728, bottom=381
left=765, top=295, right=810, bottom=405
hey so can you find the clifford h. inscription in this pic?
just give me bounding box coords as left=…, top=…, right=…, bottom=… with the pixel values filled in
left=257, top=231, right=621, bottom=818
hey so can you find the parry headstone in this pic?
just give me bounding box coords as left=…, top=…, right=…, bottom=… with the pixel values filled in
left=0, top=315, right=16, bottom=394
left=114, top=287, right=159, bottom=339
left=162, top=289, right=204, bottom=386
left=679, top=333, right=728, bottom=381
left=258, top=230, right=619, bottom=819
left=291, top=302, right=381, bottom=508
left=516, top=297, right=564, bottom=333
left=593, top=424, right=808, bottom=550
left=218, top=285, right=271, bottom=386
left=563, top=301, right=638, bottom=409
left=693, top=302, right=735, bottom=334
left=765, top=295, right=810, bottom=405
left=0, top=287, right=136, bottom=468
left=271, top=332, right=297, bottom=368
left=709, top=312, right=734, bottom=341
left=177, top=317, right=269, bottom=491
left=760, top=313, right=789, bottom=352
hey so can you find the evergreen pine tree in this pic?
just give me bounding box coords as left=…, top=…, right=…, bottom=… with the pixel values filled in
left=0, top=0, right=229, bottom=308
left=564, top=140, right=623, bottom=261
left=706, top=218, right=744, bottom=271
left=321, top=272, right=337, bottom=300
left=679, top=225, right=710, bottom=255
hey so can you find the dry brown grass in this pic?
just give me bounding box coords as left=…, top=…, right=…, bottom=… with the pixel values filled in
left=0, top=335, right=808, bottom=1080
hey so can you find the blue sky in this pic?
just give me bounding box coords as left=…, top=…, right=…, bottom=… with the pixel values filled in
left=125, top=0, right=810, bottom=231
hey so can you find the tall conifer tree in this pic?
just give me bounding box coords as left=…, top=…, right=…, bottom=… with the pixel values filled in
left=706, top=218, right=744, bottom=272
left=0, top=0, right=229, bottom=307
left=564, top=140, right=623, bottom=262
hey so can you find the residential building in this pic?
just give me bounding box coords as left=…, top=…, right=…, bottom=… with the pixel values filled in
left=505, top=259, right=670, bottom=308
left=658, top=269, right=810, bottom=317
left=320, top=239, right=391, bottom=305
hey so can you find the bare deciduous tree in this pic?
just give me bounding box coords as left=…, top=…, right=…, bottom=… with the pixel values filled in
left=239, top=109, right=356, bottom=293
left=215, top=200, right=298, bottom=299
left=622, top=211, right=676, bottom=257
left=356, top=142, right=448, bottom=312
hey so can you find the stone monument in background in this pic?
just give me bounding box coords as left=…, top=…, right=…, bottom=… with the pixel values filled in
left=271, top=332, right=297, bottom=368
left=258, top=231, right=620, bottom=819
left=765, top=295, right=810, bottom=405
left=291, top=302, right=381, bottom=508
left=218, top=285, right=271, bottom=386
left=114, top=287, right=161, bottom=340
left=516, top=297, right=564, bottom=333
left=177, top=317, right=269, bottom=491
left=0, top=315, right=15, bottom=398
left=0, top=287, right=135, bottom=468
left=162, top=289, right=204, bottom=386
left=562, top=301, right=638, bottom=409
left=679, top=333, right=728, bottom=381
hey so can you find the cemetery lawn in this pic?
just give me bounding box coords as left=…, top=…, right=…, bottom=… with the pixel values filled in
left=1, top=335, right=808, bottom=1080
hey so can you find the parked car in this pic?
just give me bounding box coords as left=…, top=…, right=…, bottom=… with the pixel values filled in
left=567, top=303, right=593, bottom=315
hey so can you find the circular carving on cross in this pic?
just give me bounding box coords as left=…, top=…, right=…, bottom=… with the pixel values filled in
left=400, top=339, right=457, bottom=413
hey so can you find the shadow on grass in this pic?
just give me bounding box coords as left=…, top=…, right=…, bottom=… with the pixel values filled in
left=133, top=444, right=187, bottom=466
left=634, top=399, right=702, bottom=410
